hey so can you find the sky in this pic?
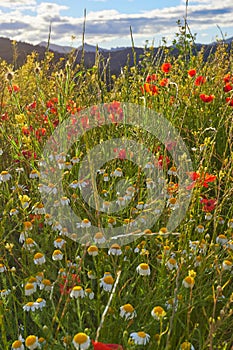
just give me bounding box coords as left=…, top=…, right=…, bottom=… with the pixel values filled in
left=0, top=0, right=233, bottom=49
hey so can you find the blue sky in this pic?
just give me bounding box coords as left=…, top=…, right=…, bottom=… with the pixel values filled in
left=0, top=0, right=233, bottom=49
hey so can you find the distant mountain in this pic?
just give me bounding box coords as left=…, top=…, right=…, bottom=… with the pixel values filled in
left=224, top=36, right=233, bottom=44
left=210, top=36, right=233, bottom=45
left=38, top=41, right=108, bottom=53
left=77, top=43, right=108, bottom=53
left=38, top=41, right=74, bottom=54
left=0, top=37, right=63, bottom=69
left=0, top=36, right=232, bottom=78
left=110, top=46, right=128, bottom=52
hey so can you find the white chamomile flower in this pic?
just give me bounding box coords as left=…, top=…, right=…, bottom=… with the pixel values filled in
left=136, top=263, right=151, bottom=276
left=120, top=303, right=137, bottom=320
left=130, top=331, right=150, bottom=345
left=72, top=332, right=90, bottom=350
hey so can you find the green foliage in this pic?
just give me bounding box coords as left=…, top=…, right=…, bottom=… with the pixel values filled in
left=0, top=26, right=233, bottom=350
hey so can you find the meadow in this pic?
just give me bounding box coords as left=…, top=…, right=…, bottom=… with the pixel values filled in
left=0, top=29, right=233, bottom=350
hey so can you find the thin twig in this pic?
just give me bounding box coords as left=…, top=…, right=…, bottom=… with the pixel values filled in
left=95, top=270, right=122, bottom=342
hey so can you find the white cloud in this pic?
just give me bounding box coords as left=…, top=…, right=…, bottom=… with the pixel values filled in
left=36, top=2, right=69, bottom=16
left=0, top=1, right=232, bottom=48
left=0, top=0, right=36, bottom=9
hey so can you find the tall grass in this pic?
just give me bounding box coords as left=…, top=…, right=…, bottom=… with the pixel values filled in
left=0, top=27, right=232, bottom=350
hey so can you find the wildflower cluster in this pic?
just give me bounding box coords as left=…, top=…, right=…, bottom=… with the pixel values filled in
left=0, top=35, right=232, bottom=350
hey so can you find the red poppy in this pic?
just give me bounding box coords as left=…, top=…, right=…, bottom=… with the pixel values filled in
left=1, top=113, right=9, bottom=121
left=203, top=173, right=217, bottom=185
left=35, top=127, right=46, bottom=141
left=21, top=150, right=37, bottom=159
left=169, top=96, right=175, bottom=105
left=159, top=78, right=169, bottom=86
left=194, top=76, right=206, bottom=86
left=187, top=172, right=216, bottom=189
left=223, top=73, right=232, bottom=84
left=59, top=273, right=81, bottom=295
left=80, top=116, right=90, bottom=129
left=92, top=340, right=123, bottom=350
left=165, top=141, right=177, bottom=151
left=22, top=126, right=31, bottom=136
left=156, top=154, right=170, bottom=169
left=53, top=119, right=59, bottom=128
left=107, top=102, right=123, bottom=123
left=66, top=99, right=78, bottom=114
left=113, top=148, right=126, bottom=159
left=226, top=97, right=233, bottom=106
left=200, top=198, right=217, bottom=212
left=26, top=101, right=37, bottom=110
left=8, top=84, right=20, bottom=93
left=223, top=83, right=233, bottom=92
left=199, top=94, right=215, bottom=103
left=188, top=69, right=196, bottom=77
left=146, top=73, right=157, bottom=82
left=46, top=97, right=58, bottom=115
left=46, top=97, right=58, bottom=107
left=142, top=83, right=159, bottom=95
left=161, top=62, right=172, bottom=73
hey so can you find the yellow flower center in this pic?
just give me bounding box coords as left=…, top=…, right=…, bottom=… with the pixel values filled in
left=88, top=245, right=98, bottom=252
left=181, top=341, right=191, bottom=350
left=24, top=221, right=32, bottom=230
left=12, top=340, right=23, bottom=348
left=36, top=203, right=44, bottom=208
left=218, top=234, right=226, bottom=239
left=34, top=253, right=43, bottom=259
left=184, top=276, right=194, bottom=285
left=160, top=227, right=167, bottom=234
left=153, top=306, right=166, bottom=316
left=140, top=263, right=149, bottom=270
left=73, top=286, right=83, bottom=291
left=108, top=217, right=116, bottom=223
left=25, top=335, right=37, bottom=346
left=137, top=331, right=146, bottom=338
left=25, top=283, right=34, bottom=290
left=95, top=232, right=104, bottom=238
left=26, top=238, right=34, bottom=245
left=168, top=258, right=177, bottom=265
left=42, top=279, right=51, bottom=286
left=224, top=260, right=232, bottom=266
left=111, top=243, right=121, bottom=250
left=26, top=302, right=34, bottom=307
left=103, top=276, right=114, bottom=285
left=144, top=229, right=152, bottom=234
left=53, top=250, right=62, bottom=255
left=169, top=197, right=177, bottom=204
left=73, top=332, right=88, bottom=344
left=123, top=304, right=134, bottom=313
